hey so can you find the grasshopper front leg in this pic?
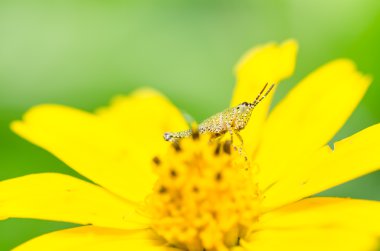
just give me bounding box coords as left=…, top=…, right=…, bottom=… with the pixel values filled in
left=227, top=124, right=247, bottom=160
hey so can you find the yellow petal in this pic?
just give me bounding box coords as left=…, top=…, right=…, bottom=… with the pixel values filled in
left=13, top=226, right=179, bottom=251
left=230, top=40, right=298, bottom=153
left=261, top=123, right=380, bottom=210
left=96, top=88, right=188, bottom=158
left=11, top=89, right=187, bottom=202
left=258, top=198, right=380, bottom=234
left=242, top=229, right=378, bottom=251
left=255, top=59, right=371, bottom=190
left=0, top=173, right=148, bottom=229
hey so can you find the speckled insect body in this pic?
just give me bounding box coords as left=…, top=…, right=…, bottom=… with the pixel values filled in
left=164, top=83, right=274, bottom=144
left=198, top=104, right=252, bottom=135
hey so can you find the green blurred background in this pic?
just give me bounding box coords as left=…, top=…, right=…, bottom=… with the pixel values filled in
left=1, top=0, right=380, bottom=250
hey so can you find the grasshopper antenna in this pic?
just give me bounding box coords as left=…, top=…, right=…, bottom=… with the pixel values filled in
left=252, top=83, right=268, bottom=105
left=251, top=83, right=275, bottom=107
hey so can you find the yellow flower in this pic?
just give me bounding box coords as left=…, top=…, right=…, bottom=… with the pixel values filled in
left=2, top=40, right=380, bottom=251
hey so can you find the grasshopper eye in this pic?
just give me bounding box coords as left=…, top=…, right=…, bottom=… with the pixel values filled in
left=238, top=102, right=249, bottom=109
left=163, top=132, right=173, bottom=141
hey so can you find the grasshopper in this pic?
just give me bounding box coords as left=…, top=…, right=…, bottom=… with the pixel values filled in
left=164, top=83, right=275, bottom=146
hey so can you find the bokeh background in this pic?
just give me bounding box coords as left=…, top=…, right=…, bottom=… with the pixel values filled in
left=1, top=0, right=380, bottom=250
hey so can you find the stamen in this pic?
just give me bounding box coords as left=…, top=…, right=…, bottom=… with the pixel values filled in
left=152, top=156, right=161, bottom=165
left=223, top=140, right=232, bottom=154
left=159, top=186, right=167, bottom=194
left=192, top=186, right=199, bottom=193
left=215, top=172, right=222, bottom=182
left=148, top=135, right=260, bottom=251
left=170, top=169, right=178, bottom=178
left=172, top=141, right=182, bottom=152
left=214, top=143, right=221, bottom=156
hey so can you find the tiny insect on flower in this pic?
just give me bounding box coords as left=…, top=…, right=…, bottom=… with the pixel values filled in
left=163, top=83, right=275, bottom=147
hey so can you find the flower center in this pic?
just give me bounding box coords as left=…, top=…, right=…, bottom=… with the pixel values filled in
left=147, top=133, right=261, bottom=251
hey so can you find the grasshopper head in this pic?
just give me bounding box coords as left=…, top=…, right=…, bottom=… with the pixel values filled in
left=163, top=132, right=174, bottom=142
left=237, top=102, right=253, bottom=114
